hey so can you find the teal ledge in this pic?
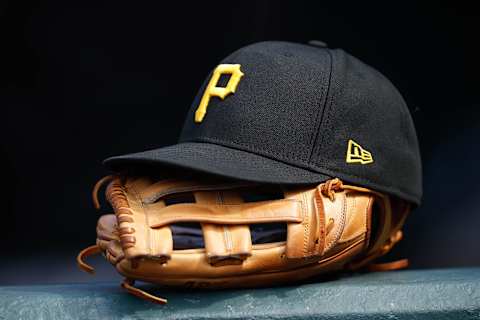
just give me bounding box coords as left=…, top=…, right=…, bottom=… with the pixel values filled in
left=1, top=268, right=479, bottom=319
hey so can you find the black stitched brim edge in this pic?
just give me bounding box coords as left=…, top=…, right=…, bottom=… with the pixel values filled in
left=103, top=141, right=332, bottom=185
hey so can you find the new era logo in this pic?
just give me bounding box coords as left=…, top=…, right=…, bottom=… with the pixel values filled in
left=346, top=139, right=374, bottom=164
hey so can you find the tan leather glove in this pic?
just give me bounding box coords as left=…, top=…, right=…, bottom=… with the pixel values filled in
left=78, top=176, right=410, bottom=304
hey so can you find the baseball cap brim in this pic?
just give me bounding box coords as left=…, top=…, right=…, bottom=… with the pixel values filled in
left=103, top=142, right=332, bottom=185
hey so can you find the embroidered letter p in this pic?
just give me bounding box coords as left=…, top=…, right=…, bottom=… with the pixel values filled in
left=195, top=64, right=244, bottom=123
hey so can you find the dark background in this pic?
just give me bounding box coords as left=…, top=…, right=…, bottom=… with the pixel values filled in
left=1, top=1, right=479, bottom=285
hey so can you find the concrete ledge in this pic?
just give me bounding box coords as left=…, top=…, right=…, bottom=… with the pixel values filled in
left=1, top=268, right=479, bottom=319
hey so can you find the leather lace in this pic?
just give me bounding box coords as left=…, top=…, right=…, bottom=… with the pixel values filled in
left=320, top=178, right=343, bottom=201
left=92, top=175, right=115, bottom=210
left=77, top=244, right=101, bottom=274
left=122, top=279, right=167, bottom=304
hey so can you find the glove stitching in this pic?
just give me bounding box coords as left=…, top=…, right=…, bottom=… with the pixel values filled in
left=131, top=183, right=151, bottom=256
left=325, top=192, right=347, bottom=252
left=302, top=192, right=309, bottom=257
left=218, top=192, right=232, bottom=255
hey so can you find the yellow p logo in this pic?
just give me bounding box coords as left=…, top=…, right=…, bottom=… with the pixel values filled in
left=195, top=64, right=244, bottom=123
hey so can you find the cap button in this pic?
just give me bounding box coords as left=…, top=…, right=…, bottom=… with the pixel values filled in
left=308, top=40, right=328, bottom=48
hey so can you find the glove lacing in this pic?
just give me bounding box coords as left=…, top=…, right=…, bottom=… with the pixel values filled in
left=78, top=175, right=168, bottom=304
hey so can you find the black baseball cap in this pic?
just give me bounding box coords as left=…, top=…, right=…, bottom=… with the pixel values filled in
left=104, top=41, right=422, bottom=205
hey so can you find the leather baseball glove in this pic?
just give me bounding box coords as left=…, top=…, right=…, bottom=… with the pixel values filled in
left=78, top=175, right=410, bottom=304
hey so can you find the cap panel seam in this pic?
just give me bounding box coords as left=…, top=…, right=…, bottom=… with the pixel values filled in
left=306, top=49, right=332, bottom=162
left=309, top=49, right=336, bottom=166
